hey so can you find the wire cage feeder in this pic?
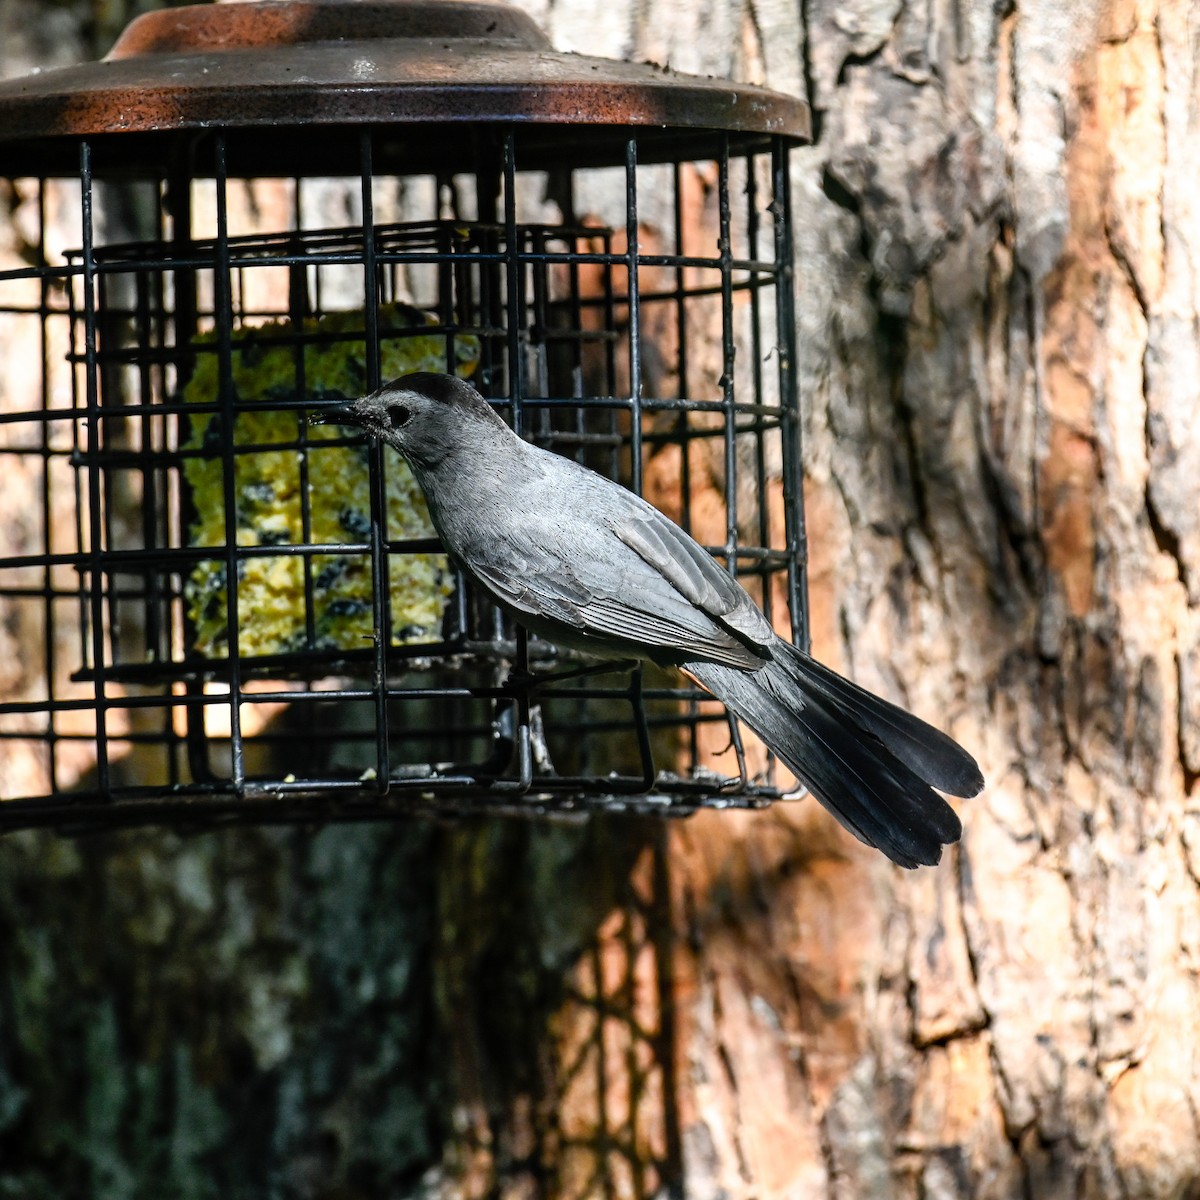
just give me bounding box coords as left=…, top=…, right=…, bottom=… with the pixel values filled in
left=0, top=0, right=812, bottom=830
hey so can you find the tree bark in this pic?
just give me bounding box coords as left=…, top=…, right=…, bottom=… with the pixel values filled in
left=1, top=0, right=1198, bottom=1196
left=642, top=0, right=1200, bottom=1195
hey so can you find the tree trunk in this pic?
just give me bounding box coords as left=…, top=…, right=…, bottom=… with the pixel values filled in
left=1, top=0, right=1197, bottom=1197
left=649, top=0, right=1200, bottom=1195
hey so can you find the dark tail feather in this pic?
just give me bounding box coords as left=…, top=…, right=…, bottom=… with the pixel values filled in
left=777, top=642, right=984, bottom=798
left=684, top=647, right=981, bottom=869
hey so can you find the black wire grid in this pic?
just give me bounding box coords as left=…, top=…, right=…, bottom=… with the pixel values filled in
left=0, top=128, right=807, bottom=829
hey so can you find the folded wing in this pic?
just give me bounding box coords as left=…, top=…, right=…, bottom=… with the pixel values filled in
left=465, top=497, right=774, bottom=671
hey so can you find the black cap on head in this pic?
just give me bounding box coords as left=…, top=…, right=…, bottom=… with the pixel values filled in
left=384, top=372, right=481, bottom=409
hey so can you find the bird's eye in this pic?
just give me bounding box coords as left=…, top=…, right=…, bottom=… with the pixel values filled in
left=388, top=403, right=412, bottom=429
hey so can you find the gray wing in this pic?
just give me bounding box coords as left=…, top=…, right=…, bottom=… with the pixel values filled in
left=613, top=511, right=775, bottom=651
left=465, top=488, right=775, bottom=671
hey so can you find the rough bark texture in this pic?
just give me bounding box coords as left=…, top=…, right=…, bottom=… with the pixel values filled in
left=1, top=0, right=1198, bottom=1196
left=648, top=0, right=1200, bottom=1195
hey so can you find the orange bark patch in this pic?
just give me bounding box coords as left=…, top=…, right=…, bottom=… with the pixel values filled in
left=1041, top=419, right=1098, bottom=617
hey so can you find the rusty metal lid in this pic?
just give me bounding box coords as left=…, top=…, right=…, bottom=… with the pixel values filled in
left=0, top=0, right=810, bottom=151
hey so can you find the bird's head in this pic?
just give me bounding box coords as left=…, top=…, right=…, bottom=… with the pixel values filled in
left=311, top=372, right=505, bottom=467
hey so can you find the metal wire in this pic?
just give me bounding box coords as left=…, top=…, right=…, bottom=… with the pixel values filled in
left=0, top=129, right=805, bottom=829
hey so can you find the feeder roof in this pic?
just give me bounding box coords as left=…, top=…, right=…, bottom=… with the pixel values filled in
left=0, top=0, right=810, bottom=172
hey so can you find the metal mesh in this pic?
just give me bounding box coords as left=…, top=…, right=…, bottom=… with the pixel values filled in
left=0, top=128, right=806, bottom=829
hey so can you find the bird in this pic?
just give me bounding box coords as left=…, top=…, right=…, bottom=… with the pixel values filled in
left=313, top=372, right=983, bottom=867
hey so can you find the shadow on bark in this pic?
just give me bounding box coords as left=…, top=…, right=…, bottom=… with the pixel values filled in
left=0, top=708, right=676, bottom=1198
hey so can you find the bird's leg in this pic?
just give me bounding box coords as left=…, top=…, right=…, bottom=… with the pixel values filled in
left=725, top=714, right=750, bottom=791
left=628, top=666, right=657, bottom=791
left=476, top=631, right=562, bottom=781
left=679, top=665, right=753, bottom=793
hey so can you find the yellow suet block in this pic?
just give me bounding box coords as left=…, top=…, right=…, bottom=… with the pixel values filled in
left=182, top=305, right=478, bottom=658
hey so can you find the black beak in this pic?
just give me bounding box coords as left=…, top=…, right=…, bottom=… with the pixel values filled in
left=309, top=401, right=362, bottom=429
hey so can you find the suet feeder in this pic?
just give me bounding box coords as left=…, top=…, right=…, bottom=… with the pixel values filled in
left=0, top=0, right=811, bottom=829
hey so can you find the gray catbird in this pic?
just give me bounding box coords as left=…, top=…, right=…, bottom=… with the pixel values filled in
left=314, top=372, right=983, bottom=867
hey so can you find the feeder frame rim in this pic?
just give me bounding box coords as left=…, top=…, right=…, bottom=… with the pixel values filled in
left=0, top=0, right=812, bottom=147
